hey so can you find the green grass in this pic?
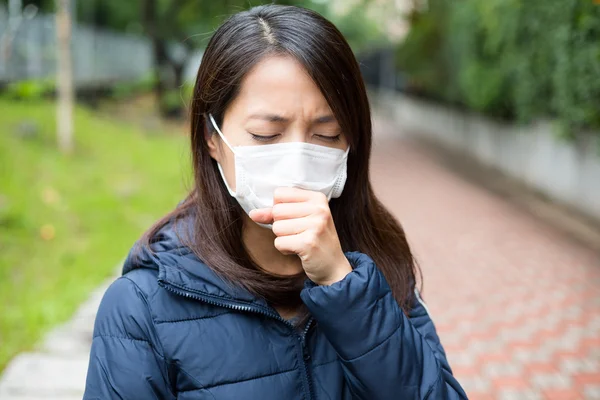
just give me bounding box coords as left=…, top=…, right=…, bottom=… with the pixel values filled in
left=0, top=99, right=190, bottom=371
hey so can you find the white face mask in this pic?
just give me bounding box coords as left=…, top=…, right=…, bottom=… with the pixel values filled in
left=209, top=114, right=349, bottom=228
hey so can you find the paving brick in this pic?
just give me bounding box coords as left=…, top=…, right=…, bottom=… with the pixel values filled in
left=484, top=362, right=524, bottom=379
left=531, top=373, right=573, bottom=390
left=541, top=389, right=583, bottom=400
left=527, top=362, right=559, bottom=375
left=480, top=352, right=513, bottom=364
left=583, top=338, right=600, bottom=350
left=452, top=365, right=481, bottom=377
left=497, top=388, right=542, bottom=400
left=560, top=359, right=600, bottom=375
left=459, top=376, right=492, bottom=393
left=583, top=384, right=600, bottom=400
left=492, top=376, right=529, bottom=389
left=574, top=373, right=600, bottom=386
left=468, top=392, right=498, bottom=400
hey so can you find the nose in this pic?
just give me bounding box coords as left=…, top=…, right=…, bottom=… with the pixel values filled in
left=282, top=129, right=309, bottom=144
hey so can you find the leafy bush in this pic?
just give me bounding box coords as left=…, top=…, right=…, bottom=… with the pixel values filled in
left=396, top=0, right=600, bottom=133
left=2, top=79, right=56, bottom=101
left=395, top=3, right=448, bottom=98
left=159, top=88, right=186, bottom=118
left=111, top=72, right=158, bottom=100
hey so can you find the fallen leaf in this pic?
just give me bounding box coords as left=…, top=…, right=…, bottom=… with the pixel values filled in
left=40, top=224, right=56, bottom=241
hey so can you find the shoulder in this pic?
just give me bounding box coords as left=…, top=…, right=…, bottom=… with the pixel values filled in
left=408, top=289, right=447, bottom=358
left=93, top=269, right=162, bottom=348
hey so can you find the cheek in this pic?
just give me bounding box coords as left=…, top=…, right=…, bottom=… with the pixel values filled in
left=219, top=145, right=237, bottom=191
left=337, top=134, right=350, bottom=151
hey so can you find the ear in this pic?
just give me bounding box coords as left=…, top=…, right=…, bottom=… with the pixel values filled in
left=204, top=116, right=221, bottom=161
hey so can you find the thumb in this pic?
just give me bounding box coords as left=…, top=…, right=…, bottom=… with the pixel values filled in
left=249, top=208, right=274, bottom=225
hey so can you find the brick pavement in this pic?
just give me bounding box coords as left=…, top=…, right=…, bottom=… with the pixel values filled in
left=371, top=117, right=600, bottom=399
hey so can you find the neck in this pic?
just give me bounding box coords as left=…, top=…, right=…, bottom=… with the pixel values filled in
left=242, top=215, right=303, bottom=277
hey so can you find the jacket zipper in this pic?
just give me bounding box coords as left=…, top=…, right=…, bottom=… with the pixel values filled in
left=300, top=319, right=315, bottom=399
left=158, top=279, right=315, bottom=400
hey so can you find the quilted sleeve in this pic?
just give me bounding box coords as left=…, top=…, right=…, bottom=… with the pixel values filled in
left=83, top=277, right=175, bottom=399
left=300, top=252, right=468, bottom=399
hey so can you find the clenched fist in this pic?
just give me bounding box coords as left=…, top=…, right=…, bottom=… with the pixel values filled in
left=249, top=187, right=352, bottom=286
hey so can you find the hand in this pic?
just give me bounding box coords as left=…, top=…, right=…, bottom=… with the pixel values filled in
left=249, top=187, right=352, bottom=286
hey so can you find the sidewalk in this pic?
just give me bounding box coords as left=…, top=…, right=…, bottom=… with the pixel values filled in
left=1, top=116, right=599, bottom=399
left=0, top=281, right=111, bottom=399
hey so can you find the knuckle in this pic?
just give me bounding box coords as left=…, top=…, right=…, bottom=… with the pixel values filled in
left=314, top=205, right=331, bottom=224
left=271, top=221, right=283, bottom=236
left=313, top=217, right=326, bottom=234
left=316, top=204, right=329, bottom=217
left=304, top=234, right=318, bottom=250
left=271, top=204, right=283, bottom=220
left=273, top=187, right=287, bottom=200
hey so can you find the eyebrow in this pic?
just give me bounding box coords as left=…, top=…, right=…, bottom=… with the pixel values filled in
left=247, top=113, right=337, bottom=124
left=313, top=115, right=336, bottom=124
left=247, top=113, right=289, bottom=123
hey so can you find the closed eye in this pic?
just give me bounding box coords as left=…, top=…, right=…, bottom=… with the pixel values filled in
left=249, top=133, right=280, bottom=142
left=316, top=134, right=341, bottom=142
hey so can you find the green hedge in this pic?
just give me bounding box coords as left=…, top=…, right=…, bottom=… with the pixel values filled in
left=396, top=0, right=600, bottom=136
left=2, top=79, right=56, bottom=101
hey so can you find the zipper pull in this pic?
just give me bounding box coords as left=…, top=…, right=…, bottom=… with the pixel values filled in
left=302, top=341, right=311, bottom=361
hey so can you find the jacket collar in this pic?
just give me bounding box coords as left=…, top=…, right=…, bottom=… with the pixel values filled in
left=122, top=216, right=270, bottom=309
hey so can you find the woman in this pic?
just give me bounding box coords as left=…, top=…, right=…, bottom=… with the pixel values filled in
left=84, top=5, right=467, bottom=399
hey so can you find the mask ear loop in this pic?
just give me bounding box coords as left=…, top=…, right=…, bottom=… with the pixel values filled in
left=208, top=113, right=237, bottom=197
left=208, top=114, right=237, bottom=155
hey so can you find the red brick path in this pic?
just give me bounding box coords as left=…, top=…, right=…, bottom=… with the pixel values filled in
left=370, top=118, right=600, bottom=399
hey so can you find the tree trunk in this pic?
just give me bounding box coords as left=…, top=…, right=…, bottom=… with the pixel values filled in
left=152, top=39, right=168, bottom=101
left=174, top=62, right=185, bottom=89
left=56, top=0, right=74, bottom=153
left=143, top=0, right=173, bottom=117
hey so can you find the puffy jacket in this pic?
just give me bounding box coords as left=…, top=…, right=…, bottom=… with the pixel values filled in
left=84, top=219, right=467, bottom=399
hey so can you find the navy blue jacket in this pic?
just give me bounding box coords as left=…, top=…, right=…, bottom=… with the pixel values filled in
left=84, top=221, right=467, bottom=399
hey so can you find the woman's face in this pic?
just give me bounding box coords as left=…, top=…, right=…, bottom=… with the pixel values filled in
left=207, top=55, right=348, bottom=193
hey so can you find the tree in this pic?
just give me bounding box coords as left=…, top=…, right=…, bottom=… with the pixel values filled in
left=55, top=0, right=73, bottom=152
left=140, top=0, right=202, bottom=118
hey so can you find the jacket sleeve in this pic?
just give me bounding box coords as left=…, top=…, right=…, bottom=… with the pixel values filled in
left=84, top=276, right=175, bottom=399
left=300, top=252, right=468, bottom=400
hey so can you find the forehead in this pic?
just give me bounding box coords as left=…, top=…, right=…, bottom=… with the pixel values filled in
left=233, top=55, right=332, bottom=115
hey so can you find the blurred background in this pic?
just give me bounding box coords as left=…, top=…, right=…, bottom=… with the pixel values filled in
left=0, top=0, right=599, bottom=399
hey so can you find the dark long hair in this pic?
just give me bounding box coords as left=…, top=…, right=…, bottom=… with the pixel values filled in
left=142, top=5, right=418, bottom=311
